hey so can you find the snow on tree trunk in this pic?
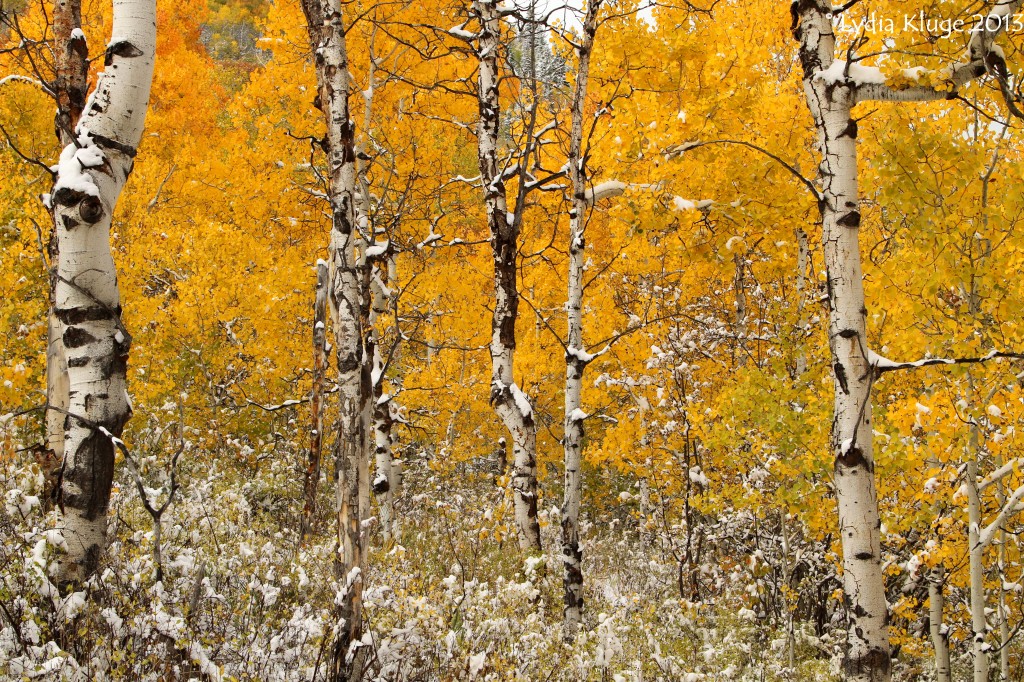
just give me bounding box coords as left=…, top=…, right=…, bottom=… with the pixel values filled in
left=471, top=0, right=541, bottom=551
left=299, top=1, right=370, bottom=678
left=51, top=0, right=156, bottom=587
left=46, top=0, right=88, bottom=486
left=561, top=0, right=601, bottom=640
left=793, top=3, right=890, bottom=679
left=300, top=260, right=329, bottom=545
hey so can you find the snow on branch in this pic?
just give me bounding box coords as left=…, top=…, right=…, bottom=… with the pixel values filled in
left=566, top=344, right=609, bottom=364
left=584, top=180, right=626, bottom=205
left=854, top=0, right=1022, bottom=104
left=0, top=73, right=54, bottom=95
left=868, top=348, right=1024, bottom=374
left=980, top=481, right=1024, bottom=548
left=979, top=457, right=1024, bottom=492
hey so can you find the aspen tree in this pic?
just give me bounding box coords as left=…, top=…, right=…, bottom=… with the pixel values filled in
left=466, top=0, right=543, bottom=550
left=562, top=0, right=602, bottom=639
left=51, top=0, right=156, bottom=586
left=297, top=0, right=371, bottom=677
left=46, top=0, right=87, bottom=472
left=792, top=1, right=1021, bottom=678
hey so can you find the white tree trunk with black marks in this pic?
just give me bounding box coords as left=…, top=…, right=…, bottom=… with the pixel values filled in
left=792, top=1, right=1024, bottom=677
left=792, top=3, right=889, bottom=679
left=928, top=566, right=951, bottom=682
left=46, top=0, right=89, bottom=474
left=368, top=266, right=396, bottom=541
left=299, top=1, right=370, bottom=678
left=966, top=403, right=988, bottom=682
left=471, top=0, right=541, bottom=551
left=51, top=0, right=155, bottom=587
left=561, top=0, right=602, bottom=640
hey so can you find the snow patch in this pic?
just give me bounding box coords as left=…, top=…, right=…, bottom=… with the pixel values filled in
left=815, top=60, right=886, bottom=86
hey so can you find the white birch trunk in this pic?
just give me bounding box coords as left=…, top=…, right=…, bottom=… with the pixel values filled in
left=966, top=382, right=989, bottom=682
left=51, top=0, right=156, bottom=587
left=372, top=394, right=395, bottom=541
left=46, top=0, right=88, bottom=472
left=299, top=1, right=370, bottom=678
left=471, top=0, right=541, bottom=551
left=561, top=0, right=601, bottom=640
left=368, top=270, right=395, bottom=542
left=793, top=4, right=889, bottom=679
left=928, top=567, right=951, bottom=682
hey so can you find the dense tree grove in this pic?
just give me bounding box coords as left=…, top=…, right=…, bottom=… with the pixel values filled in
left=2, top=0, right=1024, bottom=680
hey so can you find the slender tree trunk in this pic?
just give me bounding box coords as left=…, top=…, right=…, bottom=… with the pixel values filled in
left=793, top=4, right=890, bottom=680
left=996, top=510, right=1009, bottom=681
left=929, top=566, right=951, bottom=682
left=300, top=260, right=329, bottom=545
left=51, top=0, right=156, bottom=587
left=967, top=374, right=989, bottom=682
left=733, top=250, right=747, bottom=367
left=780, top=510, right=797, bottom=671
left=561, top=0, right=602, bottom=640
left=471, top=0, right=541, bottom=551
left=299, top=1, right=370, bottom=678
left=46, top=0, right=89, bottom=495
left=372, top=393, right=395, bottom=541
left=368, top=271, right=395, bottom=541
left=794, top=227, right=809, bottom=377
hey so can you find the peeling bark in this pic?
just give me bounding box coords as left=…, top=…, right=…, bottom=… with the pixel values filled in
left=299, top=1, right=370, bottom=678
left=46, top=0, right=89, bottom=492
left=51, top=0, right=155, bottom=588
left=300, top=260, right=329, bottom=546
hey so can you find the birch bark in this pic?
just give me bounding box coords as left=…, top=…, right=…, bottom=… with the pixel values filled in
left=792, top=2, right=1024, bottom=678
left=928, top=567, right=951, bottom=682
left=471, top=0, right=541, bottom=551
left=298, top=1, right=370, bottom=678
left=561, top=0, right=601, bottom=640
left=46, top=0, right=88, bottom=469
left=51, top=0, right=156, bottom=586
left=792, top=4, right=888, bottom=679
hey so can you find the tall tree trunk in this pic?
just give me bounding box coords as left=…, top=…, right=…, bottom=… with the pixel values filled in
left=966, top=374, right=989, bottom=682
left=299, top=1, right=370, bottom=678
left=51, top=0, right=156, bottom=587
left=793, top=4, right=889, bottom=680
left=471, top=0, right=541, bottom=551
left=368, top=269, right=395, bottom=541
left=300, top=260, right=329, bottom=545
left=561, top=0, right=601, bottom=640
left=46, top=0, right=89, bottom=491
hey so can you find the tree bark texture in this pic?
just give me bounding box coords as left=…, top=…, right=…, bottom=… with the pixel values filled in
left=52, top=0, right=156, bottom=587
